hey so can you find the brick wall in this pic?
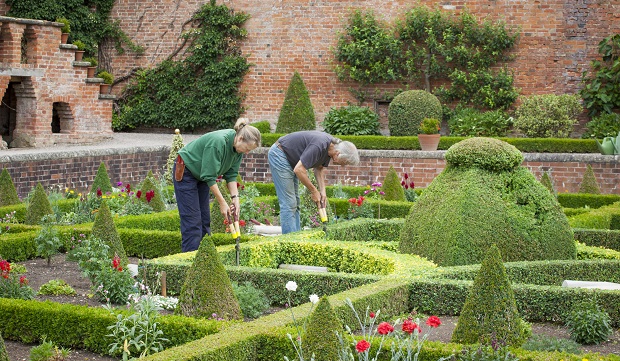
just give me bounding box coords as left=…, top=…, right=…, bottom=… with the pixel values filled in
left=1, top=148, right=618, bottom=197
left=101, top=0, right=620, bottom=126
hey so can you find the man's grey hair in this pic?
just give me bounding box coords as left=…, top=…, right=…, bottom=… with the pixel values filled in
left=332, top=138, right=360, bottom=166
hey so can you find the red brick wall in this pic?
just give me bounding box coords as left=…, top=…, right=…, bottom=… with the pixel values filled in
left=102, top=0, right=620, bottom=126
left=2, top=148, right=617, bottom=197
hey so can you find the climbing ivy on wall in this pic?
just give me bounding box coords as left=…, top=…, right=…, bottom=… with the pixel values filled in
left=113, top=0, right=251, bottom=131
left=334, top=6, right=520, bottom=111
left=5, top=0, right=142, bottom=57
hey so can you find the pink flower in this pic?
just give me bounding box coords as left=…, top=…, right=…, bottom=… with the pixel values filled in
left=426, top=315, right=441, bottom=328
left=377, top=322, right=394, bottom=335
left=356, top=339, right=370, bottom=353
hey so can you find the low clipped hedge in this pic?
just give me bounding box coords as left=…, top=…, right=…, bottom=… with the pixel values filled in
left=327, top=218, right=404, bottom=242
left=568, top=202, right=620, bottom=230
left=558, top=193, right=620, bottom=209
left=113, top=210, right=181, bottom=232
left=574, top=228, right=620, bottom=251
left=0, top=298, right=223, bottom=355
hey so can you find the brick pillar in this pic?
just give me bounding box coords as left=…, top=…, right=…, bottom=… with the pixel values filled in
left=0, top=22, right=25, bottom=64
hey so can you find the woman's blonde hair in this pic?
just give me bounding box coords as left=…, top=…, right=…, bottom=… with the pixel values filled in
left=234, top=118, right=262, bottom=147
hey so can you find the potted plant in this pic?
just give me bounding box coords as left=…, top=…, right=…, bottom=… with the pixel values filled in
left=56, top=17, right=70, bottom=44
left=418, top=117, right=441, bottom=151
left=97, top=71, right=114, bottom=94
left=83, top=57, right=98, bottom=78
left=72, top=40, right=86, bottom=61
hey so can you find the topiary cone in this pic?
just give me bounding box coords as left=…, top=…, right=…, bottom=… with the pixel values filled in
left=540, top=171, right=556, bottom=198
left=25, top=183, right=53, bottom=225
left=90, top=162, right=113, bottom=195
left=303, top=296, right=341, bottom=361
left=0, top=168, right=20, bottom=207
left=578, top=164, right=601, bottom=194
left=176, top=236, right=242, bottom=320
left=276, top=71, right=316, bottom=133
left=451, top=244, right=530, bottom=346
left=382, top=166, right=405, bottom=201
left=0, top=331, right=9, bottom=361
left=92, top=200, right=128, bottom=267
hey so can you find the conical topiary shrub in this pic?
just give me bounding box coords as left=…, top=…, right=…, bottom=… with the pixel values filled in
left=92, top=200, right=128, bottom=266
left=451, top=244, right=531, bottom=346
left=0, top=331, right=9, bottom=361
left=275, top=71, right=316, bottom=133
left=176, top=236, right=242, bottom=320
left=90, top=162, right=113, bottom=194
left=210, top=201, right=226, bottom=234
left=0, top=168, right=20, bottom=206
left=165, top=129, right=185, bottom=184
left=140, top=170, right=165, bottom=212
left=578, top=164, right=601, bottom=194
left=382, top=166, right=405, bottom=201
left=25, top=183, right=53, bottom=225
left=304, top=296, right=341, bottom=361
left=540, top=171, right=557, bottom=198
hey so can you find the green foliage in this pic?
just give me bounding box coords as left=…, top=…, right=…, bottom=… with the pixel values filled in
left=55, top=17, right=70, bottom=33
left=276, top=72, right=316, bottom=133
left=539, top=171, right=556, bottom=198
left=92, top=201, right=128, bottom=267
left=251, top=120, right=272, bottom=134
left=165, top=130, right=185, bottom=184
left=558, top=193, right=620, bottom=209
left=447, top=108, right=513, bottom=137
left=447, top=341, right=519, bottom=361
left=72, top=39, right=85, bottom=50
left=327, top=218, right=403, bottom=243
left=25, top=183, right=53, bottom=225
left=566, top=299, right=613, bottom=345
left=388, top=90, right=442, bottom=136
left=0, top=332, right=7, bottom=361
left=401, top=138, right=576, bottom=266
left=513, top=94, right=583, bottom=138
left=0, top=168, right=20, bottom=207
left=176, top=237, right=242, bottom=320
left=419, top=117, right=440, bottom=134
left=38, top=279, right=76, bottom=296
left=34, top=215, right=62, bottom=266
left=140, top=171, right=165, bottom=212
left=303, top=296, right=341, bottom=361
left=83, top=56, right=97, bottom=67
left=232, top=281, right=270, bottom=319
left=582, top=112, right=620, bottom=139
left=321, top=105, right=380, bottom=136
left=115, top=2, right=250, bottom=131
left=381, top=166, right=405, bottom=201
left=521, top=334, right=581, bottom=354
left=97, top=71, right=113, bottom=85
left=580, top=34, right=620, bottom=117
left=29, top=338, right=70, bottom=361
left=7, top=0, right=142, bottom=57
left=578, top=164, right=601, bottom=194
left=451, top=245, right=531, bottom=346
left=90, top=162, right=113, bottom=194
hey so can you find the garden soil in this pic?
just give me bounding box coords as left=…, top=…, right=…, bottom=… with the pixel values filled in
left=5, top=254, right=620, bottom=360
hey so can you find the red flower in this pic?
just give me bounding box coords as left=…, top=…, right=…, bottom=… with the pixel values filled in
left=96, top=188, right=102, bottom=197
left=348, top=197, right=357, bottom=205
left=136, top=190, right=142, bottom=199
left=404, top=173, right=409, bottom=179
left=356, top=196, right=364, bottom=206
left=369, top=312, right=375, bottom=319
left=377, top=322, right=394, bottom=335
left=355, top=339, right=370, bottom=353
left=239, top=220, right=246, bottom=227
left=223, top=219, right=229, bottom=225
left=19, top=275, right=28, bottom=285
left=402, top=319, right=420, bottom=334
left=145, top=190, right=155, bottom=203
left=112, top=255, right=122, bottom=271
left=426, top=316, right=441, bottom=328
left=404, top=184, right=409, bottom=189
left=125, top=184, right=131, bottom=191
left=401, top=180, right=406, bottom=186
left=0, top=259, right=10, bottom=272
left=410, top=181, right=415, bottom=189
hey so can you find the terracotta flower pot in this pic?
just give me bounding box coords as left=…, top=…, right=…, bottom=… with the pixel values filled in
left=87, top=67, right=96, bottom=78
left=74, top=50, right=85, bottom=61
left=99, top=84, right=110, bottom=94
left=61, top=33, right=69, bottom=44
left=418, top=134, right=441, bottom=151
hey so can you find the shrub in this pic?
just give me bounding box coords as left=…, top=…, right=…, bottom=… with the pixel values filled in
left=97, top=71, right=114, bottom=85
left=252, top=120, right=272, bottom=134
left=38, top=279, right=76, bottom=296
left=0, top=168, right=20, bottom=207
left=451, top=245, right=531, bottom=346
left=400, top=137, right=576, bottom=266
left=29, top=338, right=70, bottom=361
left=388, top=90, right=442, bottom=136
left=34, top=215, right=62, bottom=266
left=72, top=39, right=86, bottom=51
left=276, top=71, right=315, bottom=133
left=513, top=94, right=583, bottom=138
left=303, top=296, right=341, bottom=361
left=56, top=17, right=70, bottom=33
left=521, top=334, right=581, bottom=354
left=25, top=183, right=53, bottom=225
left=566, top=299, right=613, bottom=345
left=83, top=56, right=97, bottom=67
left=232, top=281, right=270, bottom=319
left=582, top=112, right=620, bottom=139
left=419, top=117, right=440, bottom=134
left=447, top=108, right=513, bottom=137
left=578, top=164, right=601, bottom=194
left=92, top=200, right=128, bottom=267
left=176, top=237, right=242, bottom=320
left=140, top=171, right=165, bottom=212
left=381, top=166, right=405, bottom=201
left=321, top=105, right=380, bottom=136
left=580, top=34, right=620, bottom=117
left=90, top=162, right=113, bottom=194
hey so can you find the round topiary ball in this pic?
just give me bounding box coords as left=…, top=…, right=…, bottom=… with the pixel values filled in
left=444, top=137, right=524, bottom=172
left=388, top=90, right=442, bottom=136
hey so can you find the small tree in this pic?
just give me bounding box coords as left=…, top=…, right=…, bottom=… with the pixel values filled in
left=540, top=171, right=557, bottom=198
left=451, top=244, right=530, bottom=346
left=176, top=236, right=242, bottom=320
left=0, top=168, right=20, bottom=206
left=276, top=71, right=316, bottom=133
left=25, top=183, right=53, bottom=225
left=165, top=129, right=185, bottom=184
left=578, top=164, right=601, bottom=194
left=140, top=171, right=166, bottom=212
left=92, top=200, right=128, bottom=267
left=304, top=296, right=341, bottom=361
left=90, top=162, right=113, bottom=194
left=382, top=166, right=405, bottom=201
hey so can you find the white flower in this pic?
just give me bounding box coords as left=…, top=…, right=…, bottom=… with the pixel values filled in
left=309, top=294, right=319, bottom=304
left=285, top=281, right=298, bottom=292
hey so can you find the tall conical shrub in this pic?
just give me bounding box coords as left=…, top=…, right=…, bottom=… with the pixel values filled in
left=176, top=237, right=242, bottom=320
left=451, top=244, right=530, bottom=346
left=92, top=200, right=128, bottom=266
left=304, top=296, right=341, bottom=361
left=0, top=168, right=20, bottom=206
left=382, top=166, right=405, bottom=201
left=90, top=162, right=113, bottom=194
left=140, top=170, right=165, bottom=212
left=165, top=129, right=185, bottom=184
left=25, top=183, right=53, bottom=225
left=276, top=71, right=315, bottom=133
left=578, top=164, right=601, bottom=194
left=540, top=171, right=556, bottom=198
left=0, top=331, right=9, bottom=361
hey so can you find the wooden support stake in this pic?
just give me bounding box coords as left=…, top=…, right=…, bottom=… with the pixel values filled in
left=161, top=271, right=167, bottom=297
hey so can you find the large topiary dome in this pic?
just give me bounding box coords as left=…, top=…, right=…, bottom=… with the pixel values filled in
left=399, top=137, right=576, bottom=266
left=388, top=90, right=442, bottom=136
